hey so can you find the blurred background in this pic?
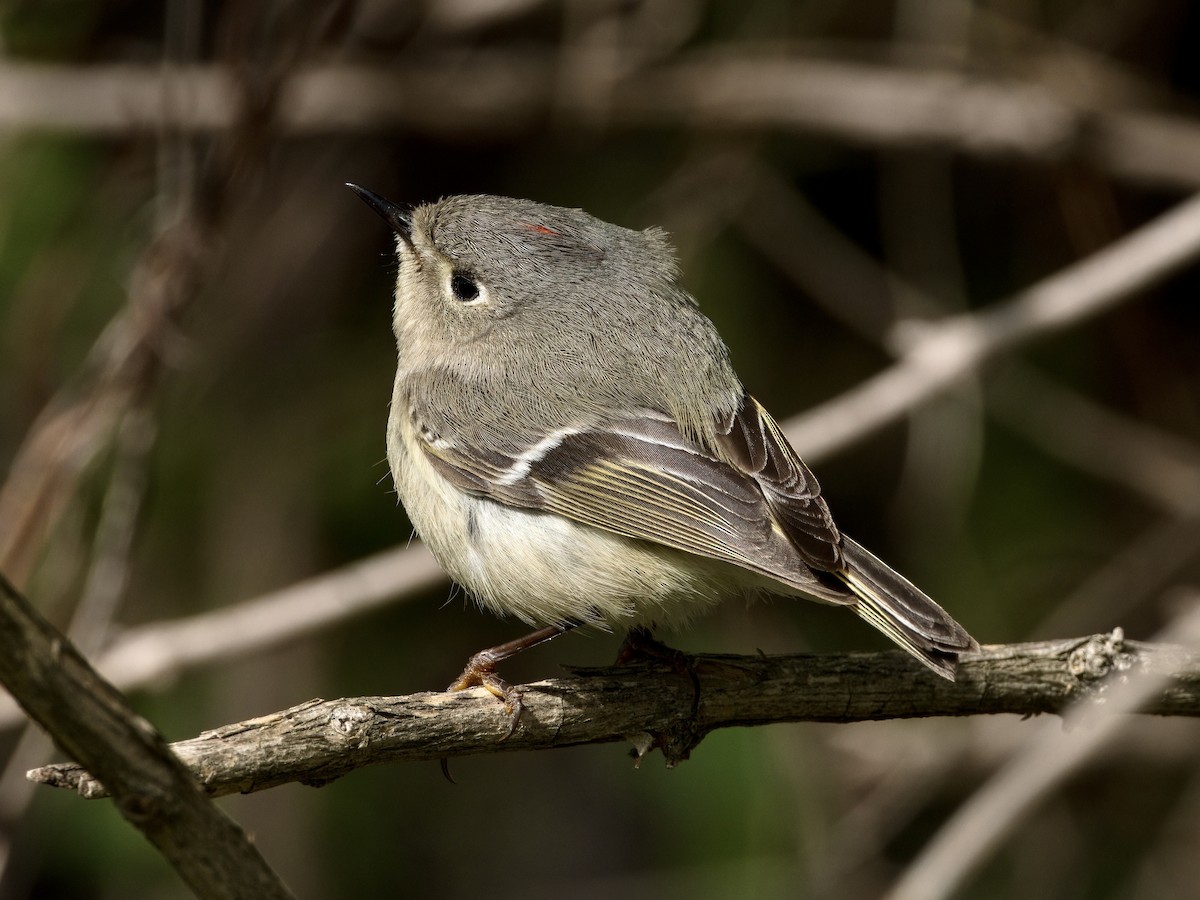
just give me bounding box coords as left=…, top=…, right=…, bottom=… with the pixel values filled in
left=2, top=1, right=1200, bottom=898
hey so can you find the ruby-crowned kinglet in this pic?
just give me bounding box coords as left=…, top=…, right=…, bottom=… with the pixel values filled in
left=349, top=185, right=977, bottom=713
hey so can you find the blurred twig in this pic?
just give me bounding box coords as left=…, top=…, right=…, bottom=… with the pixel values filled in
left=2, top=56, right=1200, bottom=187
left=1032, top=515, right=1200, bottom=641
left=987, top=365, right=1200, bottom=515
left=0, top=7, right=348, bottom=892
left=784, top=189, right=1200, bottom=462
left=992, top=364, right=1200, bottom=638
left=26, top=632, right=1200, bottom=799
left=0, top=215, right=208, bottom=585
left=0, top=544, right=444, bottom=731
left=0, top=3, right=342, bottom=589
left=0, top=572, right=294, bottom=898
left=69, top=407, right=158, bottom=653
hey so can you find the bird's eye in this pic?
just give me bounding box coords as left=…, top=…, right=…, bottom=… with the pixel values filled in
left=449, top=272, right=481, bottom=302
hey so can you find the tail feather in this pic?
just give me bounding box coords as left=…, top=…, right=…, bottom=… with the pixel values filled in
left=837, top=537, right=978, bottom=680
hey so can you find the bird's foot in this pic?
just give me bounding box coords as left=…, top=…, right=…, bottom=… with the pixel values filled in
left=447, top=649, right=526, bottom=739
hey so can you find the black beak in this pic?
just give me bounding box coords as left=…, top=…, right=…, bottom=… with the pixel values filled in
left=346, top=183, right=413, bottom=244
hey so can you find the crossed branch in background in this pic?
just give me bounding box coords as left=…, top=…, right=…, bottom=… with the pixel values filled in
left=3, top=21, right=1200, bottom=900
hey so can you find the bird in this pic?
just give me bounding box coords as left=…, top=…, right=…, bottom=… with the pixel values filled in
left=348, top=184, right=978, bottom=721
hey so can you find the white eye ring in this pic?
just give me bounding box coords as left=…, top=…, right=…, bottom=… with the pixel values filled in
left=448, top=271, right=488, bottom=305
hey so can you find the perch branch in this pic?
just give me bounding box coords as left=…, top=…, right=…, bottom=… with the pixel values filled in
left=28, top=633, right=1200, bottom=800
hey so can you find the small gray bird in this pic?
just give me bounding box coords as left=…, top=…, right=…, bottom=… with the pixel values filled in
left=349, top=185, right=977, bottom=715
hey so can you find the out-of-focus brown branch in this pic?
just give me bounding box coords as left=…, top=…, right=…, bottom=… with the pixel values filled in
left=1, top=56, right=1200, bottom=188
left=0, top=6, right=334, bottom=588
left=0, top=544, right=443, bottom=731
left=0, top=10, right=339, bottom=892
left=739, top=162, right=1200, bottom=507
left=783, top=189, right=1200, bottom=462
left=0, top=217, right=209, bottom=586
left=987, top=365, right=1200, bottom=515
left=0, top=573, right=293, bottom=898
left=26, top=632, right=1200, bottom=799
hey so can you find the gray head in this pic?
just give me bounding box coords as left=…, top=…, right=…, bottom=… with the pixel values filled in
left=349, top=187, right=743, bottom=438
left=350, top=190, right=678, bottom=340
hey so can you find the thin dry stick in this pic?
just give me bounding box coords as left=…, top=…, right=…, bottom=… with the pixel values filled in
left=783, top=189, right=1200, bottom=463
left=26, top=633, right=1200, bottom=799
left=987, top=364, right=1200, bottom=514
left=885, top=607, right=1200, bottom=900
left=0, top=573, right=293, bottom=898
left=1031, top=515, right=1200, bottom=641
left=0, top=544, right=444, bottom=731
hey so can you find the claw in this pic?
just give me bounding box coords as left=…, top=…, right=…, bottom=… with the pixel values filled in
left=444, top=621, right=578, bottom=738
left=447, top=649, right=527, bottom=737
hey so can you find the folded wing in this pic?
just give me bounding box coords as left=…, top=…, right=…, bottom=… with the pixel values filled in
left=416, top=396, right=848, bottom=601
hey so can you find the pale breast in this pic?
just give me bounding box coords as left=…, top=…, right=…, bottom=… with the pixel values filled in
left=386, top=380, right=737, bottom=630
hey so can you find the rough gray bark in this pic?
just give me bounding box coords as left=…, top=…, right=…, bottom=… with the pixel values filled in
left=28, top=631, right=1200, bottom=800
left=0, top=573, right=294, bottom=899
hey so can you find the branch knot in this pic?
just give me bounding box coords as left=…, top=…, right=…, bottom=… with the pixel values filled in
left=1068, top=628, right=1138, bottom=687
left=328, top=704, right=374, bottom=747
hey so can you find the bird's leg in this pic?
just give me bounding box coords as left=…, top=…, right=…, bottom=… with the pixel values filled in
left=448, top=621, right=577, bottom=736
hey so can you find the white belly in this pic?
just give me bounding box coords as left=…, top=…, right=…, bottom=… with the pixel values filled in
left=386, top=396, right=734, bottom=631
